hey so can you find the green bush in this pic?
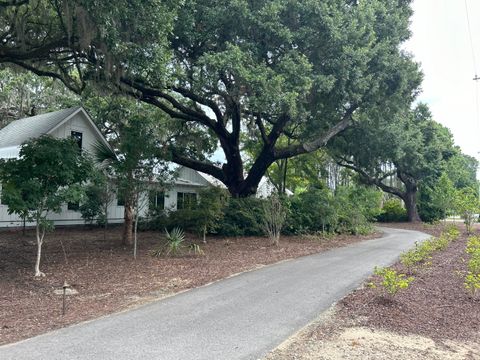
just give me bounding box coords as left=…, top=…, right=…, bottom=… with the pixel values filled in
left=283, top=188, right=335, bottom=235
left=217, top=196, right=266, bottom=237
left=372, top=267, right=414, bottom=296
left=465, top=236, right=480, bottom=295
left=143, top=184, right=381, bottom=238
left=400, top=241, right=433, bottom=272
left=444, top=224, right=460, bottom=240
left=418, top=187, right=445, bottom=223
left=284, top=185, right=381, bottom=235
left=334, top=186, right=382, bottom=235
left=376, top=198, right=408, bottom=222
left=401, top=228, right=458, bottom=273
left=465, top=272, right=480, bottom=296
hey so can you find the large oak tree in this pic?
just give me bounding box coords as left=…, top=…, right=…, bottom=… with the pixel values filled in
left=332, top=104, right=456, bottom=222
left=0, top=0, right=421, bottom=196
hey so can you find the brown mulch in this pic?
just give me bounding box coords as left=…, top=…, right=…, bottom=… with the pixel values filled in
left=0, top=226, right=379, bottom=345
left=336, top=222, right=480, bottom=342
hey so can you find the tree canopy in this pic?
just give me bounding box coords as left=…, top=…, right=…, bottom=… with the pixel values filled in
left=0, top=0, right=421, bottom=196
left=332, top=104, right=456, bottom=222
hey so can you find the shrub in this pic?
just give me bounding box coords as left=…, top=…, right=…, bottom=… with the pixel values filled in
left=455, top=188, right=479, bottom=234
left=399, top=239, right=438, bottom=272
left=465, top=236, right=480, bottom=296
left=444, top=224, right=460, bottom=241
left=218, top=196, right=266, bottom=237
left=284, top=185, right=381, bottom=236
left=466, top=236, right=480, bottom=255
left=151, top=227, right=186, bottom=257
left=376, top=198, right=408, bottom=222
left=334, top=186, right=382, bottom=235
left=372, top=267, right=414, bottom=296
left=464, top=272, right=480, bottom=296
left=263, top=196, right=286, bottom=246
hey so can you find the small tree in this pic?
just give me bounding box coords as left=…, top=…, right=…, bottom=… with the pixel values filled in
left=196, top=187, right=228, bottom=243
left=263, top=196, right=286, bottom=246
left=0, top=136, right=92, bottom=276
left=454, top=188, right=480, bottom=234
left=94, top=115, right=164, bottom=247
left=431, top=173, right=456, bottom=224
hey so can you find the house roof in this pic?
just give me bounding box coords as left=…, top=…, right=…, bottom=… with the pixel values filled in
left=0, top=107, right=81, bottom=148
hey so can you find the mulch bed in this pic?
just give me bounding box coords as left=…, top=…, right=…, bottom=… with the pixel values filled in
left=0, top=226, right=378, bottom=345
left=336, top=222, right=480, bottom=342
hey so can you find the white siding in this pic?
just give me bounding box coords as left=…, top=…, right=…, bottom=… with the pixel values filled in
left=177, top=167, right=211, bottom=186
left=49, top=112, right=102, bottom=155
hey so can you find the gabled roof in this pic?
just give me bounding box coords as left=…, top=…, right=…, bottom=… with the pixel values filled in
left=0, top=107, right=81, bottom=148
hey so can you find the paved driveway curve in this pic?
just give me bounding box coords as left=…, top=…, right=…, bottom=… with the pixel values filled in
left=0, top=227, right=429, bottom=360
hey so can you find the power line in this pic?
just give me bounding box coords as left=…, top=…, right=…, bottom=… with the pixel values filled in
left=465, top=0, right=480, bottom=164
left=465, top=0, right=478, bottom=75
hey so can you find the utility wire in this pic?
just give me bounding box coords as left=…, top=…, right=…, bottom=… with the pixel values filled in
left=464, top=0, right=480, bottom=154
left=464, top=0, right=478, bottom=76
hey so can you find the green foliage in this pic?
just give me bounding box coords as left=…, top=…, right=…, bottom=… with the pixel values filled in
left=454, top=187, right=479, bottom=234
left=464, top=272, right=480, bottom=296
left=195, top=187, right=229, bottom=237
left=335, top=186, right=382, bottom=235
left=0, top=136, right=92, bottom=218
left=464, top=236, right=480, bottom=296
left=333, top=104, right=457, bottom=223
left=0, top=67, right=78, bottom=127
left=466, top=236, right=480, bottom=256
left=219, top=197, right=267, bottom=237
left=444, top=224, right=460, bottom=241
left=400, top=231, right=458, bottom=273
left=466, top=236, right=480, bottom=287
left=283, top=187, right=335, bottom=234
left=284, top=186, right=381, bottom=235
left=144, top=184, right=381, bottom=239
left=400, top=241, right=433, bottom=272
left=151, top=227, right=186, bottom=257
left=376, top=198, right=408, bottom=222
left=430, top=173, right=456, bottom=221
left=372, top=267, right=413, bottom=296
left=145, top=187, right=228, bottom=239
left=79, top=171, right=111, bottom=225
left=1, top=0, right=422, bottom=197
left=0, top=136, right=92, bottom=276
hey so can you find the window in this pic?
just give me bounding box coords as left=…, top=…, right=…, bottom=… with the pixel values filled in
left=117, top=191, right=125, bottom=206
left=177, top=192, right=197, bottom=210
left=71, top=131, right=83, bottom=150
left=67, top=202, right=80, bottom=211
left=149, top=191, right=165, bottom=210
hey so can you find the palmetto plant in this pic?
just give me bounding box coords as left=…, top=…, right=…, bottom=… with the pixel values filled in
left=151, top=227, right=186, bottom=257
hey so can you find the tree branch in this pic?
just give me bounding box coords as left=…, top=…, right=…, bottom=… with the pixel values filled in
left=169, top=149, right=226, bottom=183
left=337, top=159, right=405, bottom=199
left=172, top=86, right=224, bottom=124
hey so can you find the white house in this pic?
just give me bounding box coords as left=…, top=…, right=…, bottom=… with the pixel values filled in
left=0, top=107, right=278, bottom=228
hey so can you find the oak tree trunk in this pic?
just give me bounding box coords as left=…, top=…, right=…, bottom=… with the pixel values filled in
left=403, top=189, right=421, bottom=223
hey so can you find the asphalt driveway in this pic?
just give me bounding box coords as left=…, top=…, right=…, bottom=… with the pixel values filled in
left=0, top=227, right=429, bottom=360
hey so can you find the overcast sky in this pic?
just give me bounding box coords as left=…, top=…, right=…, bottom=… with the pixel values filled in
left=405, top=0, right=480, bottom=161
